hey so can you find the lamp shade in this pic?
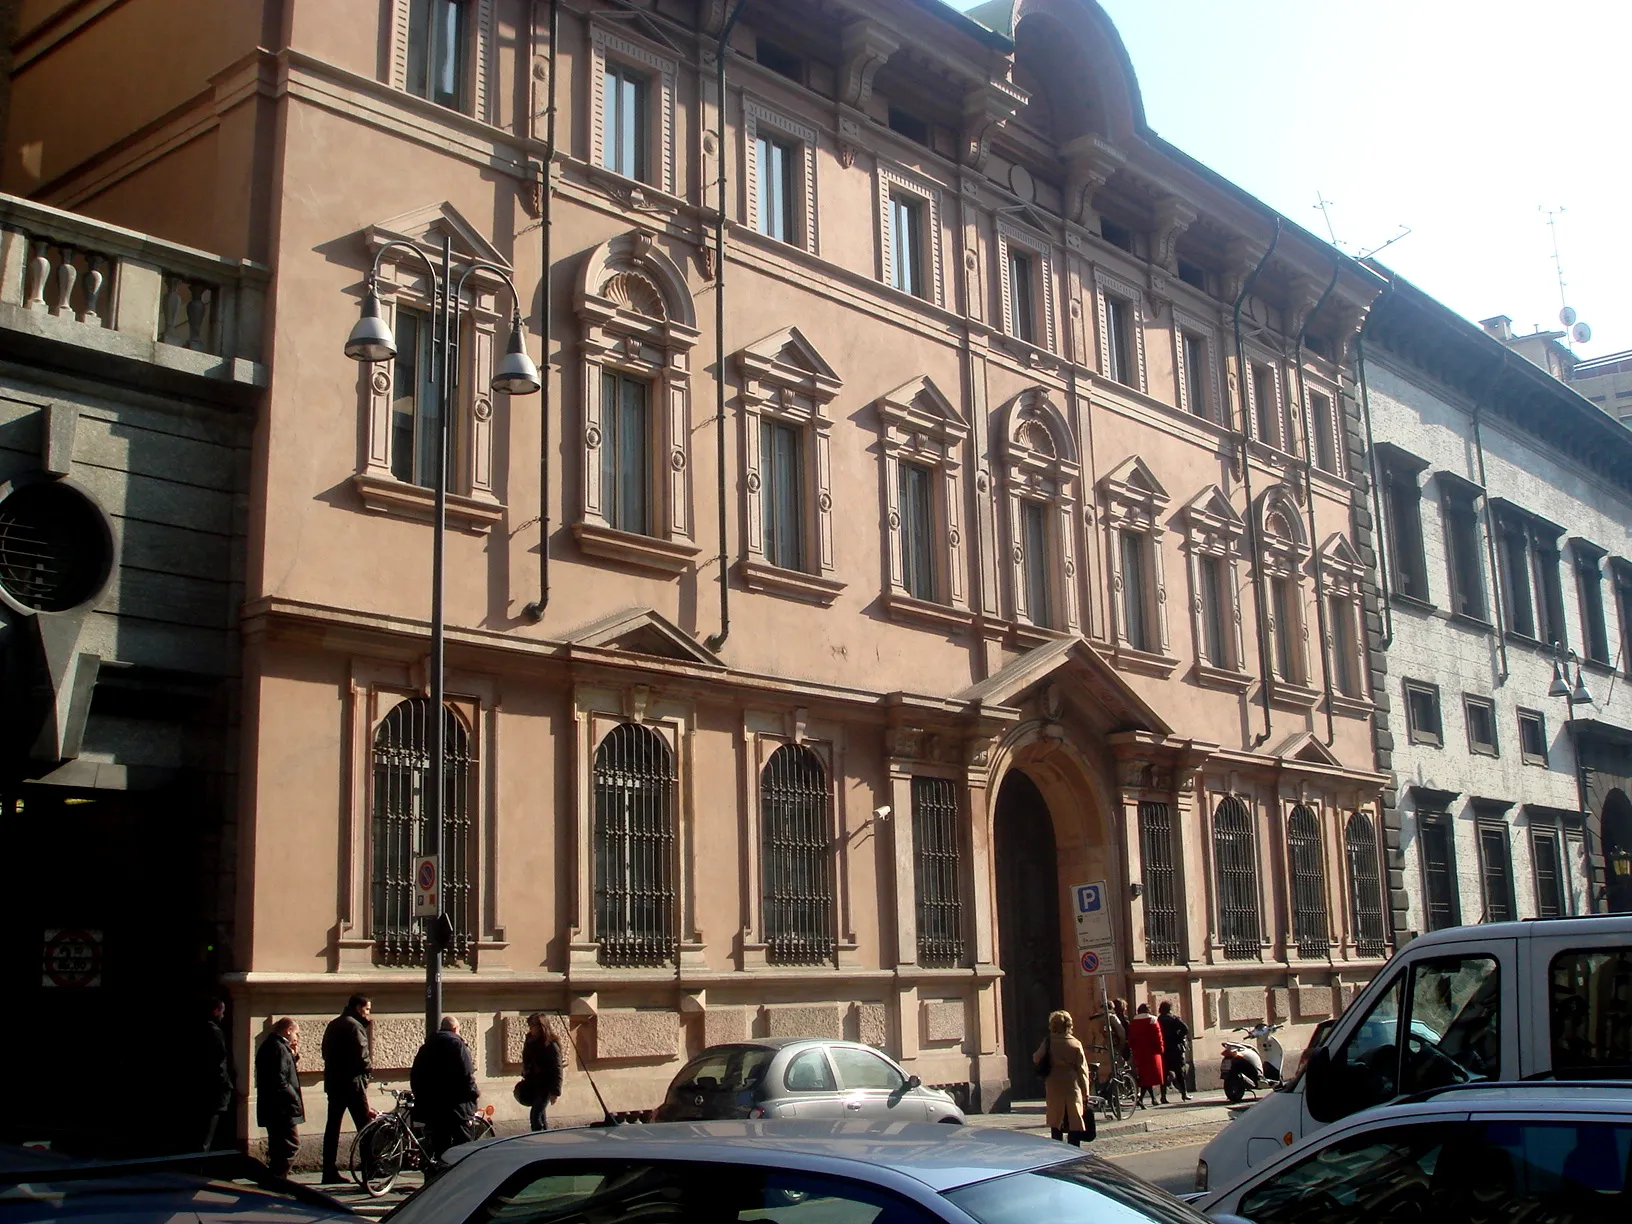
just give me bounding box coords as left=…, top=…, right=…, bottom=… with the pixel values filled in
left=1548, top=662, right=1571, bottom=700
left=1573, top=668, right=1593, bottom=706
left=491, top=318, right=541, bottom=395
left=344, top=284, right=396, bottom=362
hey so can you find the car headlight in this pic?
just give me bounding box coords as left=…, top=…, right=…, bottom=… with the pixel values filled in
left=1194, top=1159, right=1208, bottom=1192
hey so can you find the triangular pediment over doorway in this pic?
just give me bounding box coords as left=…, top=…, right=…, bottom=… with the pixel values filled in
left=367, top=201, right=511, bottom=270
left=563, top=608, right=721, bottom=668
left=957, top=635, right=1171, bottom=736
left=1271, top=729, right=1343, bottom=767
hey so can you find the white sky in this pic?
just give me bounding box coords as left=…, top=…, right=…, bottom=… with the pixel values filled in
left=945, top=0, right=1632, bottom=357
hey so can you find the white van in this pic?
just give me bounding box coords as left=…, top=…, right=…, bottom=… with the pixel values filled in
left=1194, top=913, right=1632, bottom=1192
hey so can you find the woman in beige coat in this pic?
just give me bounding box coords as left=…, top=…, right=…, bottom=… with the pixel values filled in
left=1033, top=1009, right=1095, bottom=1145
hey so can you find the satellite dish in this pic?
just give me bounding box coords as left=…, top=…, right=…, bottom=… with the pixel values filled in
left=1560, top=306, right=1578, bottom=327
left=1573, top=321, right=1592, bottom=344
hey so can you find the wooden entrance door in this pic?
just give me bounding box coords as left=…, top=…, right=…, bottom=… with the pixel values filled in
left=995, top=769, right=1063, bottom=1104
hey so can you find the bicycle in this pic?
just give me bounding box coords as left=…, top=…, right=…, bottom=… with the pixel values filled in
left=349, top=1087, right=496, bottom=1197
left=1082, top=1041, right=1136, bottom=1121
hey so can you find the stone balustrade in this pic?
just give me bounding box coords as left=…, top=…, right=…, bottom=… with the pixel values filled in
left=0, top=192, right=268, bottom=397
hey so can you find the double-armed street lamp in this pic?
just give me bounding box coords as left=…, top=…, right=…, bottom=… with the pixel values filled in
left=1549, top=647, right=1602, bottom=913
left=345, top=235, right=540, bottom=1037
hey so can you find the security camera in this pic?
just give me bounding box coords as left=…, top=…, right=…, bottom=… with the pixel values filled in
left=872, top=805, right=892, bottom=822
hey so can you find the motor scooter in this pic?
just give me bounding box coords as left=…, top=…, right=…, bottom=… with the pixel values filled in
left=1219, top=1022, right=1284, bottom=1103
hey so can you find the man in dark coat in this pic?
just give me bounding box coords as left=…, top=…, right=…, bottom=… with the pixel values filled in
left=320, top=994, right=373, bottom=1183
left=255, top=1018, right=303, bottom=1178
left=410, top=1016, right=479, bottom=1161
left=1157, top=1001, right=1191, bottom=1102
left=198, top=998, right=235, bottom=1150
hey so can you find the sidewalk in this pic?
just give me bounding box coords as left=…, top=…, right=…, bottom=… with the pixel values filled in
left=964, top=1089, right=1235, bottom=1144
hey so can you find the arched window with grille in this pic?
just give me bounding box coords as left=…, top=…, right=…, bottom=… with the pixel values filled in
left=371, top=698, right=473, bottom=966
left=1345, top=812, right=1388, bottom=957
left=761, top=744, right=835, bottom=965
left=1288, top=804, right=1330, bottom=957
left=593, top=723, right=676, bottom=967
left=1213, top=795, right=1261, bottom=960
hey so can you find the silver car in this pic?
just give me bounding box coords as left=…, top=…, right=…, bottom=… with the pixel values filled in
left=651, top=1038, right=966, bottom=1123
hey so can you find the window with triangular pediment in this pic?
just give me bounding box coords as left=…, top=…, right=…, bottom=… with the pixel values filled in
left=876, top=377, right=971, bottom=625
left=1182, top=485, right=1248, bottom=685
left=1099, top=456, right=1174, bottom=673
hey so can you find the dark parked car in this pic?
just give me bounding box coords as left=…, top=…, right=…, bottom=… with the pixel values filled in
left=651, top=1038, right=965, bottom=1123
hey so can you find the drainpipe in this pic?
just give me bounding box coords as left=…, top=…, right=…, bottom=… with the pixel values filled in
left=1472, top=353, right=1509, bottom=683
left=1294, top=265, right=1341, bottom=745
left=523, top=0, right=559, bottom=623
left=1355, top=277, right=1392, bottom=647
left=704, top=0, right=748, bottom=652
left=1233, top=219, right=1281, bottom=748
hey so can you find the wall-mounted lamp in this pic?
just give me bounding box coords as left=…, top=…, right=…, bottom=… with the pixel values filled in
left=872, top=805, right=892, bottom=823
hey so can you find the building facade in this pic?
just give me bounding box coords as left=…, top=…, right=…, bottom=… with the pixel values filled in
left=5, top=0, right=1398, bottom=1134
left=1365, top=273, right=1632, bottom=936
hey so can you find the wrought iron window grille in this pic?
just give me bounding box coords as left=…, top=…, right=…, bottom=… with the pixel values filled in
left=1213, top=795, right=1261, bottom=960
left=761, top=744, right=836, bottom=966
left=1345, top=812, right=1388, bottom=957
left=913, top=776, right=964, bottom=967
left=1288, top=805, right=1331, bottom=957
left=593, top=723, right=678, bottom=967
left=1139, top=801, right=1181, bottom=964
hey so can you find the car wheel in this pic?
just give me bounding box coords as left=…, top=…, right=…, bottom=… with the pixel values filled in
left=936, top=1115, right=961, bottom=1124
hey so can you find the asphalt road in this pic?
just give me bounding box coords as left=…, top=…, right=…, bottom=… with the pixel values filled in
left=1108, top=1140, right=1206, bottom=1195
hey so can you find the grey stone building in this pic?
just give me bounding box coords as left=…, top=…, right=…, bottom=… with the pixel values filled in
left=0, top=193, right=264, bottom=1142
left=1362, top=269, right=1632, bottom=935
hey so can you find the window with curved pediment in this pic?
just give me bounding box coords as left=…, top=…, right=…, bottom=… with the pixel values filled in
left=1182, top=485, right=1248, bottom=687
left=1258, top=485, right=1312, bottom=695
left=877, top=376, right=970, bottom=625
left=997, top=389, right=1080, bottom=633
left=1320, top=532, right=1371, bottom=710
left=1100, top=456, right=1175, bottom=675
left=574, top=232, right=701, bottom=574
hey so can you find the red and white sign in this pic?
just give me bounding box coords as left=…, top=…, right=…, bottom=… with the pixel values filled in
left=42, top=928, right=103, bottom=988
left=412, top=856, right=441, bottom=918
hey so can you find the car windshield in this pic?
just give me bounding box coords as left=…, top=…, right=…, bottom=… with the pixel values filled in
left=944, top=1155, right=1211, bottom=1224
left=670, top=1046, right=776, bottom=1093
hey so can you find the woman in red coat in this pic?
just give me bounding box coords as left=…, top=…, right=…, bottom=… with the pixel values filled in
left=1126, top=1002, right=1166, bottom=1109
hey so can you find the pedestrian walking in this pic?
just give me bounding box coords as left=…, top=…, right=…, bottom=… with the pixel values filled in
left=197, top=998, right=235, bottom=1151
left=411, top=1016, right=479, bottom=1161
left=1106, top=997, right=1130, bottom=1060
left=255, top=1018, right=303, bottom=1178
left=1127, top=1002, right=1166, bottom=1109
left=1033, top=1010, right=1095, bottom=1146
left=320, top=994, right=373, bottom=1183
left=1156, top=1001, right=1191, bottom=1102
left=520, top=1013, right=564, bottom=1132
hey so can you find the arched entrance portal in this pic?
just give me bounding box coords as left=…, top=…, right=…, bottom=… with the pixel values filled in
left=995, top=769, right=1063, bottom=1102
left=1604, top=788, right=1632, bottom=913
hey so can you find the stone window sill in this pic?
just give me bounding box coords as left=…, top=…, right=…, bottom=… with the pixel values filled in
left=882, top=590, right=974, bottom=632
left=740, top=560, right=846, bottom=606
left=1109, top=645, right=1181, bottom=678
left=351, top=472, right=504, bottom=533
left=1194, top=662, right=1255, bottom=693
left=1329, top=692, right=1376, bottom=719
left=573, top=521, right=699, bottom=575
left=1269, top=680, right=1322, bottom=711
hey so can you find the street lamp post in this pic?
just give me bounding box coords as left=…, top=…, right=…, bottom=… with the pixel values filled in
left=1549, top=647, right=1599, bottom=914
left=345, top=236, right=540, bottom=1038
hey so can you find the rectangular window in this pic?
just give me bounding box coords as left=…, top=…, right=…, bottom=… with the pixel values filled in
left=1443, top=490, right=1487, bottom=620
left=1021, top=500, right=1051, bottom=628
left=761, top=419, right=804, bottom=571
left=1576, top=549, right=1610, bottom=663
left=1464, top=695, right=1498, bottom=757
left=1177, top=258, right=1207, bottom=290
left=1271, top=576, right=1297, bottom=681
left=1477, top=824, right=1515, bottom=923
left=1311, top=390, right=1338, bottom=472
left=602, top=61, right=649, bottom=181
left=1105, top=295, right=1136, bottom=387
left=890, top=193, right=924, bottom=298
left=1008, top=248, right=1035, bottom=344
left=406, top=0, right=468, bottom=110
left=600, top=371, right=651, bottom=535
left=899, top=461, right=936, bottom=602
left=1250, top=363, right=1278, bottom=446
left=1139, top=801, right=1181, bottom=964
left=390, top=307, right=438, bottom=487
left=911, top=776, right=963, bottom=967
left=1532, top=829, right=1564, bottom=918
left=1404, top=679, right=1442, bottom=746
left=756, top=39, right=803, bottom=82
left=1100, top=218, right=1134, bottom=252
left=1120, top=531, right=1150, bottom=652
left=887, top=106, right=930, bottom=145
left=1535, top=540, right=1567, bottom=647
left=1385, top=466, right=1430, bottom=601
left=1418, top=813, right=1460, bottom=930
left=1183, top=333, right=1209, bottom=420
left=1200, top=555, right=1230, bottom=668
left=755, top=134, right=797, bottom=244
left=1518, top=708, right=1548, bottom=765
left=1498, top=520, right=1535, bottom=637
left=1331, top=596, right=1360, bottom=697
left=1616, top=565, right=1632, bottom=675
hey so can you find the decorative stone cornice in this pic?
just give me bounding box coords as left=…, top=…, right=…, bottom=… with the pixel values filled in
left=1151, top=195, right=1198, bottom=273
left=961, top=78, right=1027, bottom=171
left=1285, top=275, right=1323, bottom=341
left=1061, top=134, right=1125, bottom=224
left=837, top=19, right=900, bottom=110
left=1222, top=236, right=1267, bottom=305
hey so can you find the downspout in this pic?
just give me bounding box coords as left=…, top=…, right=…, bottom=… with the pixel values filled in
left=1472, top=353, right=1509, bottom=682
left=523, top=0, right=559, bottom=622
left=1233, top=219, right=1281, bottom=748
left=704, top=0, right=748, bottom=652
left=1356, top=278, right=1392, bottom=647
left=1294, top=265, right=1341, bottom=745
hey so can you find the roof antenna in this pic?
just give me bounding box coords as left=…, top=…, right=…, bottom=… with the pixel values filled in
left=1314, top=190, right=1341, bottom=246
left=1541, top=206, right=1592, bottom=345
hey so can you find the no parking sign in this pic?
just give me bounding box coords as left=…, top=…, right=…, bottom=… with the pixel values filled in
left=412, top=856, right=441, bottom=918
left=1078, top=945, right=1116, bottom=976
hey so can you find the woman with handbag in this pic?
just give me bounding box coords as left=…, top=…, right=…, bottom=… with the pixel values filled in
left=1032, top=1010, right=1094, bottom=1146
left=517, top=1013, right=564, bottom=1131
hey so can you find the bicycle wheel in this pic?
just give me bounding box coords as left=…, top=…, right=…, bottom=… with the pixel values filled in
left=467, top=1114, right=495, bottom=1143
left=356, top=1115, right=407, bottom=1197
left=1104, top=1072, right=1125, bottom=1121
